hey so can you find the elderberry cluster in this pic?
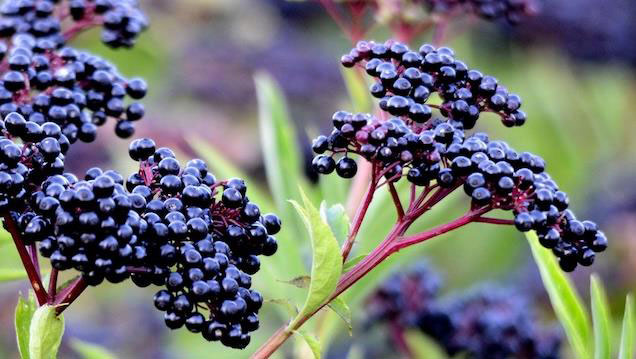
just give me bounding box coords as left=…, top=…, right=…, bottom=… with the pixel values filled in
left=124, top=139, right=280, bottom=349
left=0, top=33, right=147, bottom=140
left=366, top=265, right=561, bottom=359
left=419, top=0, right=536, bottom=24
left=0, top=0, right=148, bottom=48
left=340, top=41, right=526, bottom=129
left=313, top=41, right=606, bottom=272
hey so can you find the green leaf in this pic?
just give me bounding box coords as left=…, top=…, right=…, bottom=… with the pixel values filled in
left=0, top=268, right=29, bottom=282
left=319, top=202, right=350, bottom=244
left=619, top=294, right=635, bottom=359
left=328, top=297, right=352, bottom=335
left=255, top=72, right=306, bottom=240
left=404, top=329, right=447, bottom=359
left=293, top=330, right=321, bottom=359
left=590, top=274, right=611, bottom=359
left=279, top=276, right=311, bottom=289
left=266, top=298, right=298, bottom=318
left=526, top=231, right=591, bottom=359
left=15, top=292, right=36, bottom=359
left=287, top=188, right=343, bottom=329
left=342, top=253, right=367, bottom=273
left=29, top=304, right=65, bottom=359
left=71, top=339, right=117, bottom=359
left=341, top=68, right=372, bottom=113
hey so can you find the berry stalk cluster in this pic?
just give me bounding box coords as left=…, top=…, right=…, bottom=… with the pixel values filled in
left=366, top=264, right=561, bottom=359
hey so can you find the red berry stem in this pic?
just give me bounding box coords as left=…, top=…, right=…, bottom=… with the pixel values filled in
left=253, top=200, right=491, bottom=358
left=54, top=276, right=88, bottom=315
left=318, top=0, right=356, bottom=43
left=341, top=170, right=378, bottom=262
left=473, top=217, right=515, bottom=225
left=48, top=268, right=59, bottom=304
left=3, top=214, right=48, bottom=306
left=62, top=17, right=103, bottom=42
left=27, top=243, right=41, bottom=277
left=387, top=182, right=405, bottom=220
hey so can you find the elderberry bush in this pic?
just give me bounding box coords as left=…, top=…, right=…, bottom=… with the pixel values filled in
left=366, top=265, right=562, bottom=359
left=0, top=0, right=148, bottom=48
left=312, top=41, right=606, bottom=271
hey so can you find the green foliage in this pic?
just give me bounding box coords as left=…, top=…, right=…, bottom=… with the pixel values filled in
left=404, top=330, right=447, bottom=359
left=71, top=339, right=118, bottom=359
left=591, top=275, right=612, bottom=359
left=619, top=294, right=635, bottom=359
left=28, top=305, right=65, bottom=359
left=328, top=297, right=352, bottom=336
left=526, top=231, right=591, bottom=358
left=288, top=188, right=342, bottom=329
left=293, top=330, right=322, bottom=359
left=15, top=292, right=36, bottom=359
left=320, top=202, right=350, bottom=245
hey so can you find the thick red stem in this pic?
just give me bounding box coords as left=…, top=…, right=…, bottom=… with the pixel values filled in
left=54, top=277, right=88, bottom=315
left=3, top=214, right=48, bottom=305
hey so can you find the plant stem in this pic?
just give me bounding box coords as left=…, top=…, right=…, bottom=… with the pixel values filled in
left=62, top=17, right=103, bottom=42
left=3, top=214, right=48, bottom=305
left=387, top=182, right=405, bottom=220
left=389, top=321, right=413, bottom=359
left=54, top=276, right=88, bottom=315
left=473, top=217, right=514, bottom=225
left=252, top=206, right=492, bottom=358
left=48, top=268, right=58, bottom=304
left=341, top=173, right=377, bottom=262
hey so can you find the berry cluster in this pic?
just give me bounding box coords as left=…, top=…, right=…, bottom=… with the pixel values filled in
left=340, top=41, right=526, bottom=129
left=22, top=169, right=145, bottom=285
left=0, top=33, right=147, bottom=140
left=125, top=139, right=280, bottom=349
left=0, top=0, right=148, bottom=48
left=312, top=41, right=606, bottom=272
left=420, top=0, right=536, bottom=24
left=366, top=265, right=561, bottom=359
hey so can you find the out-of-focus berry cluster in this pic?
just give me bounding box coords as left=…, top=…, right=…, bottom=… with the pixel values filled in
left=366, top=264, right=561, bottom=359
left=311, top=41, right=606, bottom=271
left=0, top=0, right=148, bottom=48
left=420, top=0, right=536, bottom=24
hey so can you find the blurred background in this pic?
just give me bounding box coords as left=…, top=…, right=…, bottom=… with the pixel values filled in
left=1, top=0, right=636, bottom=358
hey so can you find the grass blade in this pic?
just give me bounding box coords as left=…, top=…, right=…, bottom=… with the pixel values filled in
left=590, top=274, right=611, bottom=359
left=526, top=231, right=591, bottom=359
left=619, top=294, right=635, bottom=359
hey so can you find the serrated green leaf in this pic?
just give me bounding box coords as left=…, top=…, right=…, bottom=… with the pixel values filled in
left=0, top=268, right=29, bottom=282
left=619, top=294, right=635, bottom=359
left=293, top=330, right=321, bottom=359
left=71, top=339, right=117, bottom=359
left=29, top=304, right=65, bottom=359
left=279, top=276, right=311, bottom=289
left=288, top=188, right=343, bottom=330
left=526, top=231, right=591, bottom=359
left=342, top=253, right=367, bottom=273
left=319, top=202, right=350, bottom=244
left=266, top=298, right=299, bottom=318
left=591, top=274, right=611, bottom=359
left=255, top=72, right=306, bottom=240
left=328, top=297, right=352, bottom=336
left=341, top=68, right=372, bottom=113
left=15, top=292, right=36, bottom=359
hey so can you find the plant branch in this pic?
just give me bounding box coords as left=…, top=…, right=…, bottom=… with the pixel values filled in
left=341, top=171, right=378, bottom=262
left=54, top=276, right=88, bottom=315
left=3, top=214, right=48, bottom=305
left=48, top=268, right=58, bottom=304
left=387, top=182, right=405, bottom=220
left=473, top=217, right=514, bottom=225
left=62, top=17, right=103, bottom=42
